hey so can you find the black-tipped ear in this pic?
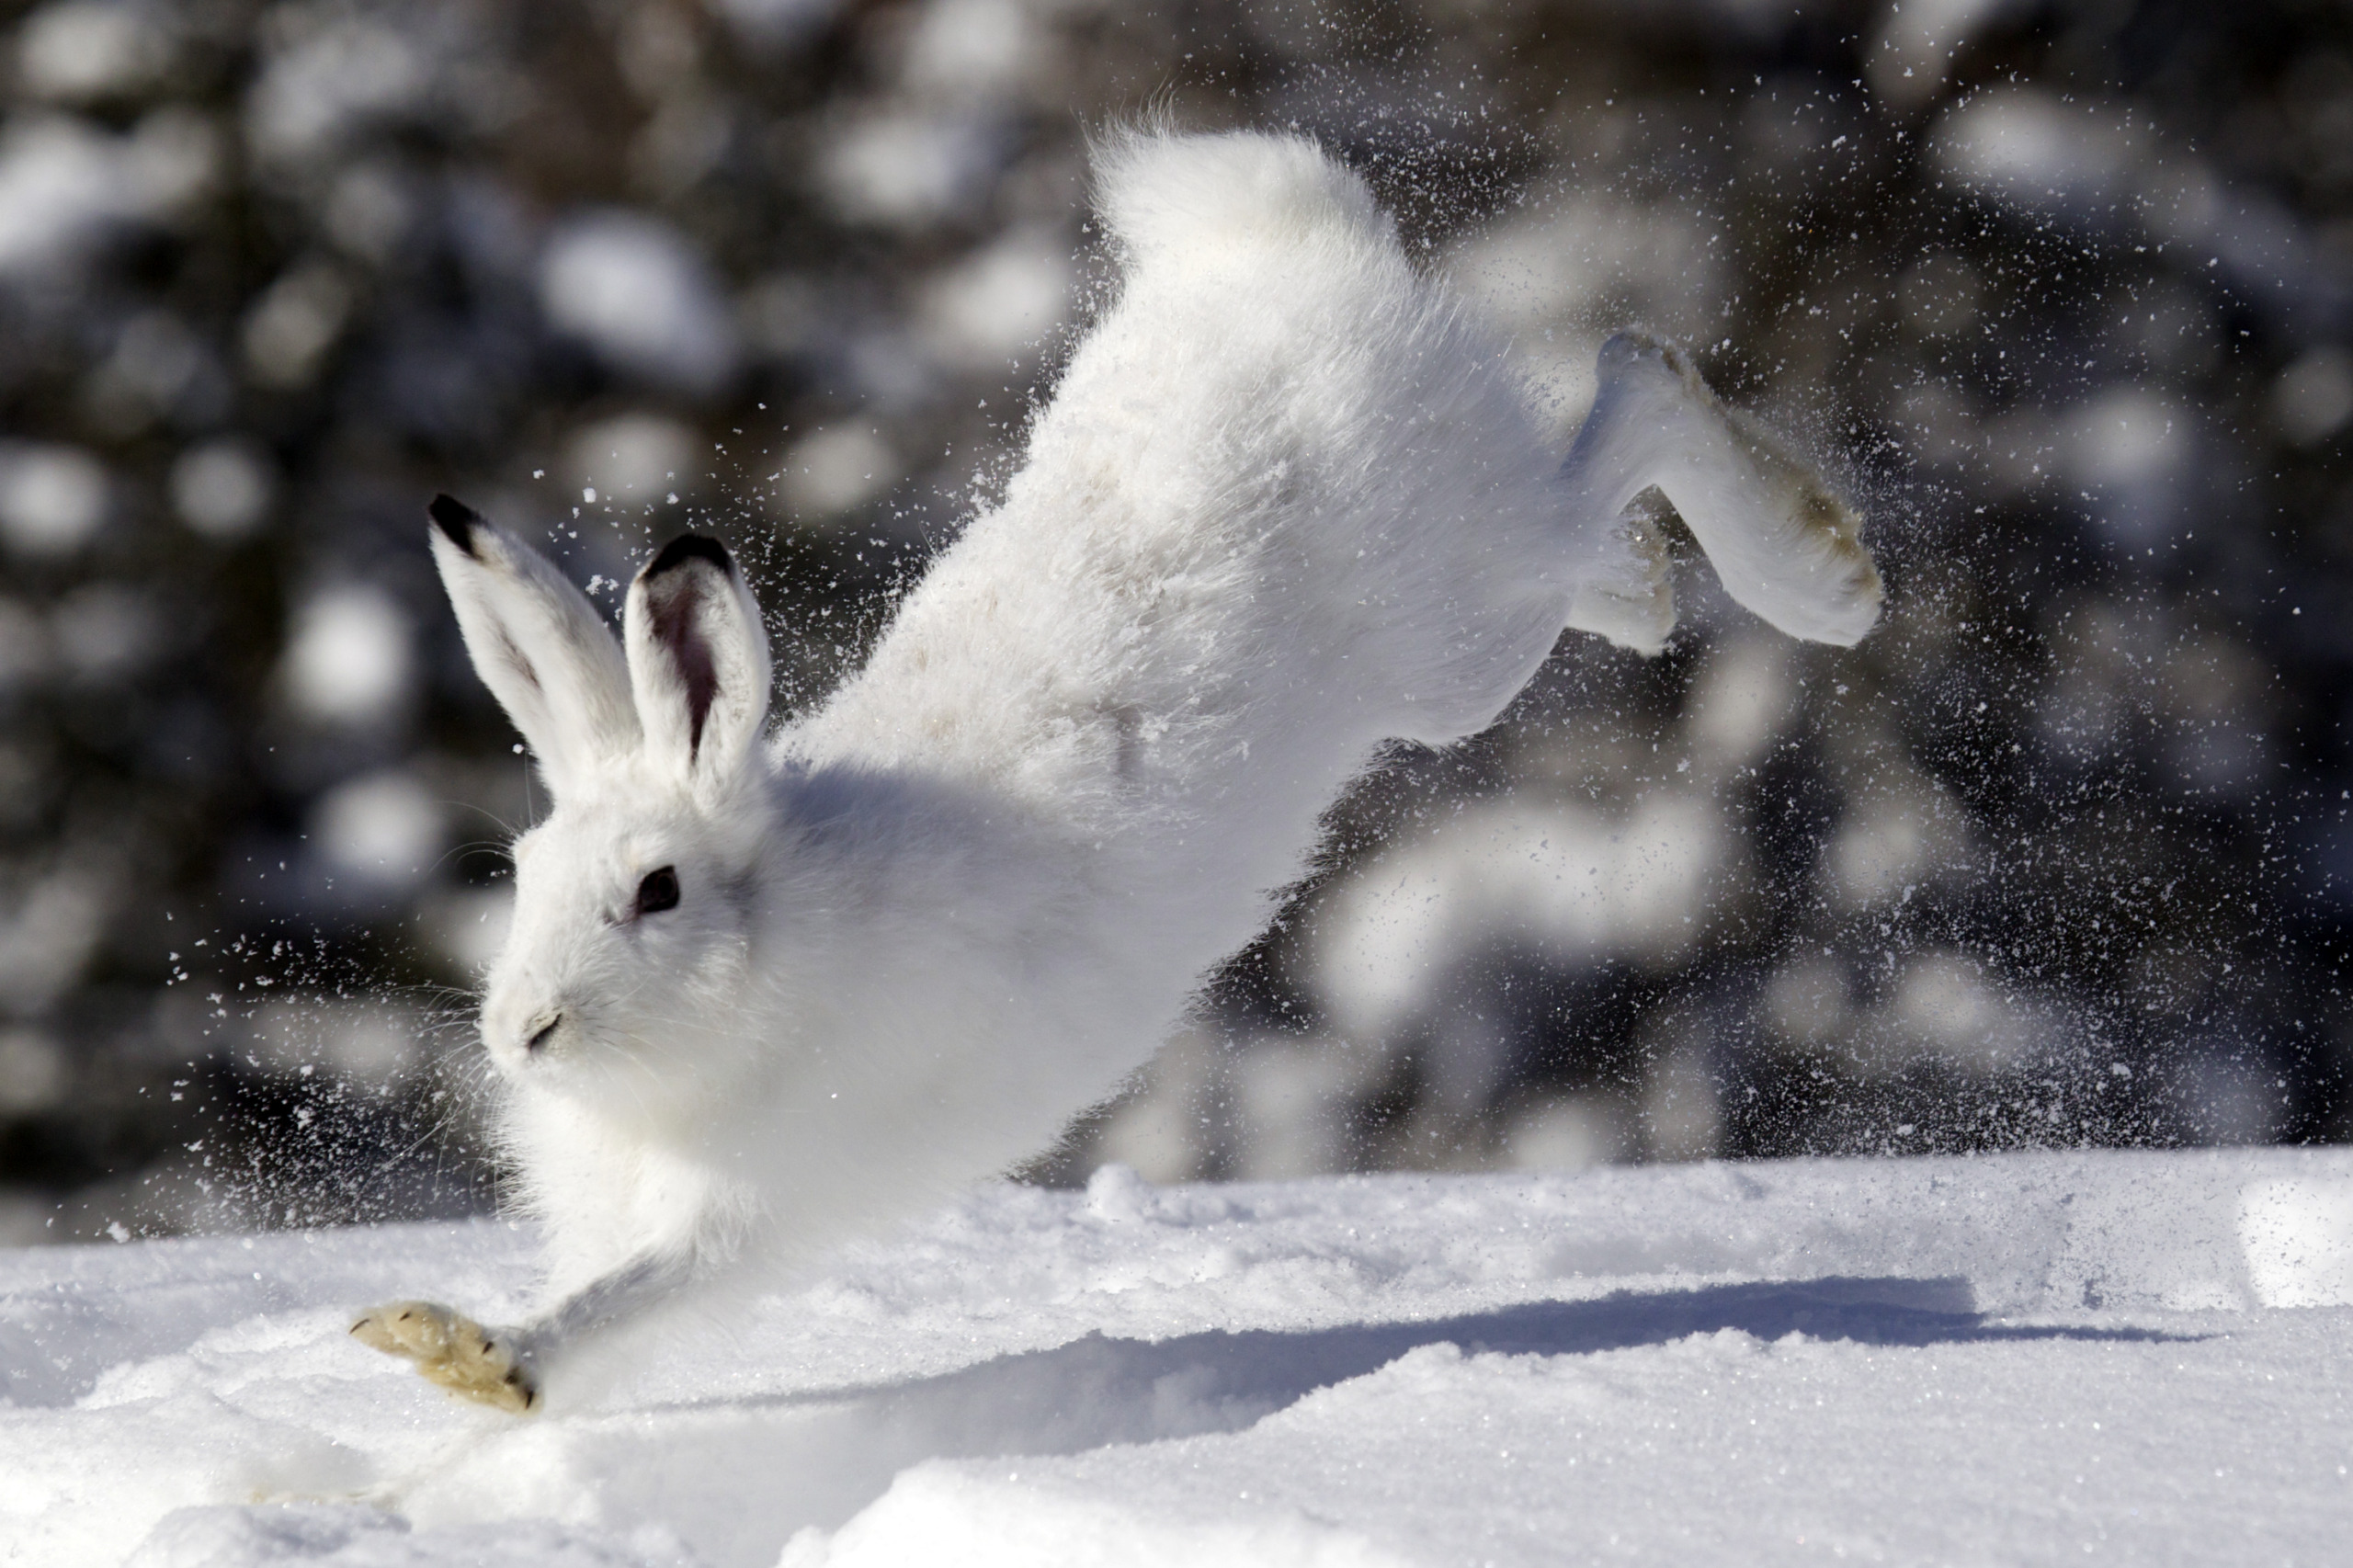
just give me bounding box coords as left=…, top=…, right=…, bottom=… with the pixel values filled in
left=645, top=533, right=734, bottom=581
left=428, top=494, right=482, bottom=557
left=427, top=505, right=638, bottom=797
left=625, top=534, right=771, bottom=796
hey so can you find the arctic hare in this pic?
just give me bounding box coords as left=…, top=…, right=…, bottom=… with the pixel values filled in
left=352, top=130, right=1879, bottom=1412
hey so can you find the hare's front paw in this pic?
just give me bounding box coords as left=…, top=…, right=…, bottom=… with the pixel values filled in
left=350, top=1300, right=537, bottom=1414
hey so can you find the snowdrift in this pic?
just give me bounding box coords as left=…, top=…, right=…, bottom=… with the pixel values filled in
left=6, top=1149, right=2351, bottom=1565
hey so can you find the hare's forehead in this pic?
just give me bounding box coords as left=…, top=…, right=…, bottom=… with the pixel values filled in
left=510, top=801, right=681, bottom=872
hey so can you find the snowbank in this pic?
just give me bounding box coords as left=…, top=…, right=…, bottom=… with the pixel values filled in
left=6, top=1149, right=2350, bottom=1566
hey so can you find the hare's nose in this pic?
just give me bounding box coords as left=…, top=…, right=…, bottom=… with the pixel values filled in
left=524, top=1013, right=563, bottom=1053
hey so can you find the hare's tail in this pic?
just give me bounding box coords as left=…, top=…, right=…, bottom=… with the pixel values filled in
left=1563, top=332, right=1882, bottom=653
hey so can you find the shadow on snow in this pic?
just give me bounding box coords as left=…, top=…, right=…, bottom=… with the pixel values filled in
left=589, top=1278, right=2199, bottom=1562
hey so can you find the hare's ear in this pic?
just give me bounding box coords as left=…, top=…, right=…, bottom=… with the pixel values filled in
left=624, top=534, right=771, bottom=795
left=427, top=494, right=638, bottom=798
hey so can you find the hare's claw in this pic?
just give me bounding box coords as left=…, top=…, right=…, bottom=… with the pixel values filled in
left=351, top=1300, right=537, bottom=1414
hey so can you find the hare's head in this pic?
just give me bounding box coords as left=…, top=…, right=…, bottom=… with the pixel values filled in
left=427, top=495, right=774, bottom=1125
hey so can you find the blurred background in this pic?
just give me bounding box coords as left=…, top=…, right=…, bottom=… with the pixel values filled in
left=2, top=0, right=2350, bottom=1244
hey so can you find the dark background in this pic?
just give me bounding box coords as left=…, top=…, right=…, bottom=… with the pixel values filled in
left=2, top=0, right=2348, bottom=1243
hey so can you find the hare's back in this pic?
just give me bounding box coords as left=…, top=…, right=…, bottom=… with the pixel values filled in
left=787, top=131, right=1567, bottom=804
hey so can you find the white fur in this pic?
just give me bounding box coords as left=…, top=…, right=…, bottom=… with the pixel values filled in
left=403, top=130, right=1881, bottom=1400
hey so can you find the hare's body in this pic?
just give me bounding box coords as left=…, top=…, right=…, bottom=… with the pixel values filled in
left=356, top=131, right=1879, bottom=1410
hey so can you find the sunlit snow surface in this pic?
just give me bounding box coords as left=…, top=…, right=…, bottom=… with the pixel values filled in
left=6, top=1151, right=2351, bottom=1566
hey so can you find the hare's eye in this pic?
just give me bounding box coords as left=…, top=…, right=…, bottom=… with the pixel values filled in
left=635, top=866, right=681, bottom=916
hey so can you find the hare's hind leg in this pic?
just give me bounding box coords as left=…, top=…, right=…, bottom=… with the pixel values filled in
left=523, top=1249, right=689, bottom=1350
left=350, top=1300, right=536, bottom=1413
left=1559, top=332, right=1881, bottom=653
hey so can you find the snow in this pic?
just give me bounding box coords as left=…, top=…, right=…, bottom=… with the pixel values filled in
left=915, top=224, right=1074, bottom=373
left=244, top=16, right=435, bottom=170
left=279, top=585, right=415, bottom=731
left=817, top=111, right=1002, bottom=229
left=709, top=0, right=847, bottom=51
left=0, top=440, right=108, bottom=557
left=168, top=437, right=276, bottom=544
left=17, top=1, right=176, bottom=106
left=1308, top=794, right=1722, bottom=1039
left=6, top=1149, right=2351, bottom=1566
left=0, top=111, right=210, bottom=281
left=538, top=212, right=739, bottom=397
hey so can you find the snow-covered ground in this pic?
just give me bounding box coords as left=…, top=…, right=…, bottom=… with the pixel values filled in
left=6, top=1149, right=2351, bottom=1566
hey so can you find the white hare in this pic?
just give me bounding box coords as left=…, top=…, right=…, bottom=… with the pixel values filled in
left=352, top=129, right=1880, bottom=1412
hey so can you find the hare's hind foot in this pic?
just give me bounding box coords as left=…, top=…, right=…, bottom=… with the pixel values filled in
left=351, top=1300, right=537, bottom=1414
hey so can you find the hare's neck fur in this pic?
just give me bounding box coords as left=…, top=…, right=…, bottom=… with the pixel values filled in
left=502, top=1089, right=749, bottom=1297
